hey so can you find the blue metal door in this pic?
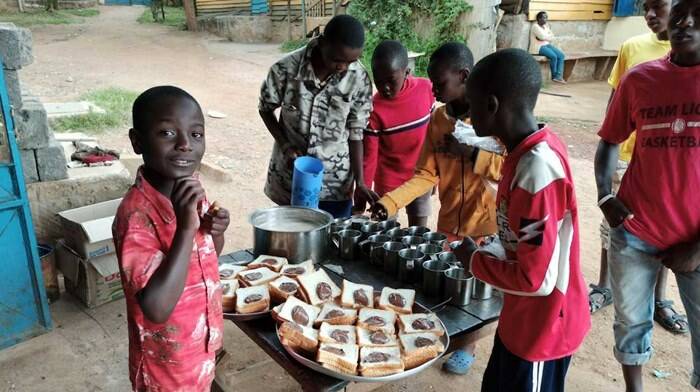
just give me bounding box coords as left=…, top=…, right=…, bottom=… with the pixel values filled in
left=0, top=61, right=51, bottom=350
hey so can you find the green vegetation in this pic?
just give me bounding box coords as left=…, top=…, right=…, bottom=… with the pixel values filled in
left=0, top=8, right=100, bottom=27
left=51, top=88, right=138, bottom=135
left=279, top=1, right=472, bottom=76
left=349, top=0, right=472, bottom=76
left=137, top=6, right=186, bottom=29
left=281, top=38, right=309, bottom=53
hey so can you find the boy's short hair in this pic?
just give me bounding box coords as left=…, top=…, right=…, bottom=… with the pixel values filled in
left=132, top=86, right=200, bottom=131
left=372, top=40, right=409, bottom=70
left=323, top=15, right=365, bottom=49
left=428, top=42, right=474, bottom=72
left=468, top=48, right=542, bottom=111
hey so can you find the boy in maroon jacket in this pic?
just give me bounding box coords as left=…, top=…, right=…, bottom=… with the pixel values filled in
left=354, top=40, right=435, bottom=226
left=455, top=49, right=590, bottom=391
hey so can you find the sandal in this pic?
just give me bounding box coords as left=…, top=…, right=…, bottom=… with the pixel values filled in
left=654, top=300, right=689, bottom=335
left=443, top=349, right=475, bottom=375
left=589, top=284, right=613, bottom=314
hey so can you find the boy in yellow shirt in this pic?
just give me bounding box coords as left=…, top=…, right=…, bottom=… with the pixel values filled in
left=590, top=0, right=688, bottom=335
left=371, top=42, right=504, bottom=375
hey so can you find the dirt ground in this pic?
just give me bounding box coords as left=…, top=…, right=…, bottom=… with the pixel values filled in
left=0, top=6, right=694, bottom=392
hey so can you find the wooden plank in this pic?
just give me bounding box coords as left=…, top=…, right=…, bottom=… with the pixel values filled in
left=531, top=0, right=612, bottom=4
left=530, top=2, right=611, bottom=11
left=528, top=9, right=612, bottom=20
left=196, top=0, right=248, bottom=4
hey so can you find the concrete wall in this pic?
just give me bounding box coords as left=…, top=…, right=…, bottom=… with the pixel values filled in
left=603, top=16, right=648, bottom=51
left=197, top=14, right=329, bottom=43
left=22, top=0, right=98, bottom=9
left=498, top=14, right=608, bottom=52
left=0, top=0, right=19, bottom=12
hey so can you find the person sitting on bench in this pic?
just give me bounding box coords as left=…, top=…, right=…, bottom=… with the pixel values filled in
left=530, top=11, right=567, bottom=84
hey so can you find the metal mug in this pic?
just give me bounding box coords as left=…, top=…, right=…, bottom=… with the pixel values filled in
left=444, top=267, right=474, bottom=306
left=360, top=234, right=391, bottom=266
left=401, top=235, right=426, bottom=249
left=332, top=229, right=362, bottom=260
left=360, top=221, right=383, bottom=240
left=423, top=232, right=448, bottom=248
left=331, top=218, right=350, bottom=233
left=422, top=259, right=452, bottom=298
left=449, top=240, right=463, bottom=251
left=398, top=248, right=424, bottom=283
left=386, top=228, right=409, bottom=241
left=472, top=279, right=494, bottom=300
left=378, top=220, right=400, bottom=232
left=438, top=251, right=458, bottom=266
left=407, top=226, right=431, bottom=237
left=417, top=243, right=443, bottom=281
left=383, top=241, right=406, bottom=276
left=349, top=214, right=370, bottom=230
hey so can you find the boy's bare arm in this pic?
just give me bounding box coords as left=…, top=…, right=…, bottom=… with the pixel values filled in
left=350, top=140, right=379, bottom=207
left=594, top=140, right=633, bottom=227
left=137, top=178, right=204, bottom=324
left=259, top=110, right=304, bottom=160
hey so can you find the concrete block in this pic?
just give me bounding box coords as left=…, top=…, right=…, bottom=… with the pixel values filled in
left=36, top=137, right=68, bottom=182
left=0, top=23, right=33, bottom=70
left=15, top=99, right=50, bottom=149
left=3, top=68, right=22, bottom=109
left=19, top=149, right=39, bottom=184
left=26, top=162, right=131, bottom=243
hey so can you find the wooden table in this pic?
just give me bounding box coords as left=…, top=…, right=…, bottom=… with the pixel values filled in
left=219, top=249, right=502, bottom=392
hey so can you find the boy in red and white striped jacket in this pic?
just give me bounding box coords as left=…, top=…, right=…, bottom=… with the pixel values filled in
left=455, top=48, right=590, bottom=391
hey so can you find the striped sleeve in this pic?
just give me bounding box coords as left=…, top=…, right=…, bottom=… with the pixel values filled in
left=471, top=143, right=573, bottom=297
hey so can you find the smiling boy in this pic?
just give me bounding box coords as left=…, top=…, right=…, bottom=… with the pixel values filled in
left=113, top=86, right=230, bottom=391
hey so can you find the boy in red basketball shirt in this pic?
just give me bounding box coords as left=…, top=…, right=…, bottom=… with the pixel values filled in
left=354, top=40, right=435, bottom=226
left=113, top=86, right=230, bottom=391
left=596, top=0, right=700, bottom=389
left=455, top=49, right=590, bottom=391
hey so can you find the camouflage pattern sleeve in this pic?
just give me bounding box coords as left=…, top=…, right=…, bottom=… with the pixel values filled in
left=259, top=61, right=288, bottom=113
left=346, top=69, right=373, bottom=141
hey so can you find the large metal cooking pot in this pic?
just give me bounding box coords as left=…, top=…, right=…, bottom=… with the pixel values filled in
left=250, top=206, right=333, bottom=264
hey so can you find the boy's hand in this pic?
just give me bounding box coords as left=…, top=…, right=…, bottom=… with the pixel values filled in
left=444, top=134, right=475, bottom=158
left=370, top=202, right=389, bottom=221
left=171, top=178, right=206, bottom=232
left=453, top=237, right=479, bottom=269
left=202, top=202, right=230, bottom=237
left=282, top=145, right=304, bottom=169
left=355, top=184, right=380, bottom=208
left=599, top=197, right=634, bottom=228
left=662, top=242, right=700, bottom=273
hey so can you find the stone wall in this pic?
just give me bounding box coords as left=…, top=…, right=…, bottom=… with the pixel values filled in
left=0, top=0, right=19, bottom=12
left=498, top=14, right=608, bottom=52
left=197, top=14, right=325, bottom=43
left=21, top=0, right=98, bottom=9
left=1, top=23, right=68, bottom=183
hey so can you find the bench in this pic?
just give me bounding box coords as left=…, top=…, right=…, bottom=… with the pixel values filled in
left=533, top=49, right=618, bottom=82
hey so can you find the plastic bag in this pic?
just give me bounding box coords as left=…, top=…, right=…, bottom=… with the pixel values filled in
left=453, top=120, right=505, bottom=155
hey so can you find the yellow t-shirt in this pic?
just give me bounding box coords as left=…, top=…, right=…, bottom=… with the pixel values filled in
left=608, top=33, right=671, bottom=162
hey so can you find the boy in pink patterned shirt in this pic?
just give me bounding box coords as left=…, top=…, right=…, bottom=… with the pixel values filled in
left=113, top=86, right=230, bottom=391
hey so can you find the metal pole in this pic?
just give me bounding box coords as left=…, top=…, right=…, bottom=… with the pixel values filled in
left=301, top=0, right=307, bottom=37
left=332, top=0, right=337, bottom=16
left=17, top=0, right=24, bottom=12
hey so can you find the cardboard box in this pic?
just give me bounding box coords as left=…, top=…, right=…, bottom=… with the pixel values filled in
left=56, top=240, right=124, bottom=308
left=57, top=198, right=122, bottom=259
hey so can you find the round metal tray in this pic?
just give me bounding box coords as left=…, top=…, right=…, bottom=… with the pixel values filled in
left=223, top=309, right=271, bottom=321
left=275, top=300, right=450, bottom=383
